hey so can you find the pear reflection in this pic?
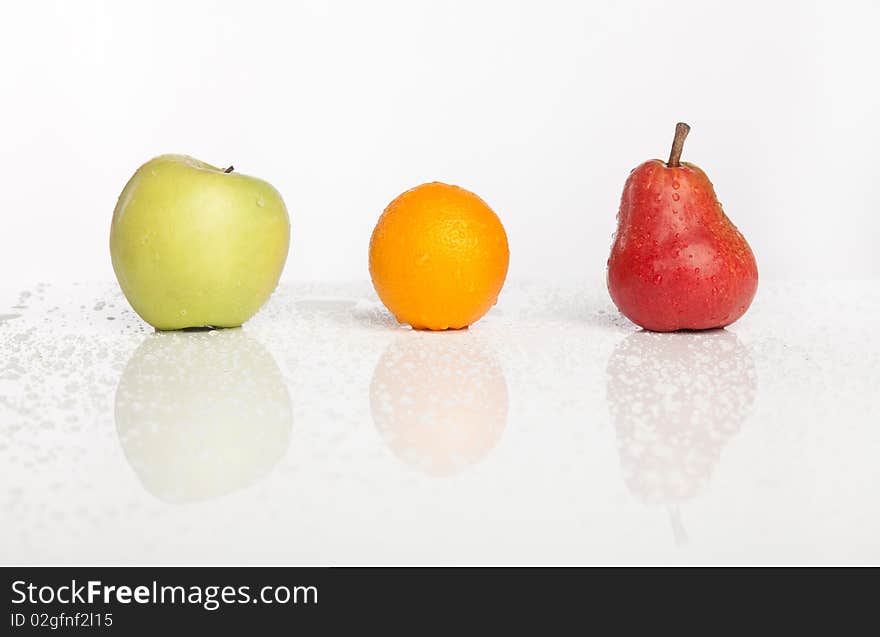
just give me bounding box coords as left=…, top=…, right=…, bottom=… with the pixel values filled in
left=370, top=332, right=508, bottom=476
left=606, top=330, right=756, bottom=542
left=115, top=329, right=292, bottom=503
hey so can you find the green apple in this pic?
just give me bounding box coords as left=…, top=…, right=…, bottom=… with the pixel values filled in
left=110, top=154, right=290, bottom=329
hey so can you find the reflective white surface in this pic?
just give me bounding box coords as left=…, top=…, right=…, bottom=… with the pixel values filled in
left=1, top=281, right=878, bottom=564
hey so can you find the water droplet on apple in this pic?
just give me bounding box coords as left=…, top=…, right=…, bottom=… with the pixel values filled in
left=694, top=267, right=701, bottom=274
left=672, top=193, right=680, bottom=201
left=653, top=274, right=662, bottom=284
left=150, top=169, right=158, bottom=177
left=672, top=180, right=680, bottom=190
left=256, top=196, right=265, bottom=207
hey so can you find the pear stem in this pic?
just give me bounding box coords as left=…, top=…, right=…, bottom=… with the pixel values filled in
left=223, top=165, right=234, bottom=174
left=667, top=122, right=691, bottom=168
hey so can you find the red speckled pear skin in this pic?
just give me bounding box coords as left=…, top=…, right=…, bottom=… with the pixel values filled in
left=607, top=159, right=758, bottom=332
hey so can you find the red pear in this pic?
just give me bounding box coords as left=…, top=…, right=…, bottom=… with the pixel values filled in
left=607, top=123, right=758, bottom=331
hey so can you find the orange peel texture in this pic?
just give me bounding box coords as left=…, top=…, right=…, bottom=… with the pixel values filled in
left=369, top=182, right=510, bottom=330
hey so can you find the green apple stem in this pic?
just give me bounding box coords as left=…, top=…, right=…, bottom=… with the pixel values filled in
left=224, top=166, right=234, bottom=174
left=667, top=122, right=691, bottom=168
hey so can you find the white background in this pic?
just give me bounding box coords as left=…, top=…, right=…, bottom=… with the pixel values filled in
left=2, top=1, right=880, bottom=566
left=1, top=0, right=878, bottom=285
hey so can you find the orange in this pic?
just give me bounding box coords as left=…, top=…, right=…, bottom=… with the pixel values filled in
left=368, top=182, right=510, bottom=330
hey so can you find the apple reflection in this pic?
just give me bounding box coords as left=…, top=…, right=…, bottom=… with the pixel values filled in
left=114, top=329, right=292, bottom=503
left=605, top=330, right=756, bottom=543
left=370, top=332, right=508, bottom=476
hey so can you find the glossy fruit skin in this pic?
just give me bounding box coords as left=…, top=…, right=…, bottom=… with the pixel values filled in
left=607, top=160, right=758, bottom=331
left=369, top=182, right=509, bottom=330
left=110, top=155, right=290, bottom=330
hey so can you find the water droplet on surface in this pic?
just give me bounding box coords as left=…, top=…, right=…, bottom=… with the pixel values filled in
left=256, top=196, right=265, bottom=207
left=672, top=180, right=680, bottom=190
left=653, top=274, right=663, bottom=284
left=694, top=267, right=701, bottom=274
left=672, top=193, right=680, bottom=201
